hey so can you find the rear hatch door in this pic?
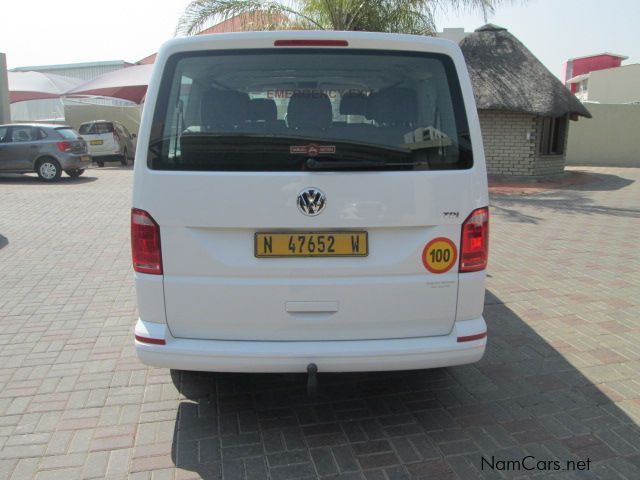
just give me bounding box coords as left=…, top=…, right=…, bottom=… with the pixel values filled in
left=149, top=171, right=471, bottom=341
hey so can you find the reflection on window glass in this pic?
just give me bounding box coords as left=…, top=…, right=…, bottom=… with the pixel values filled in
left=150, top=49, right=472, bottom=172
left=11, top=127, right=34, bottom=142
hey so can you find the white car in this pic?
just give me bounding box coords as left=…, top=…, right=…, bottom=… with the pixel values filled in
left=78, top=120, right=135, bottom=167
left=132, top=31, right=489, bottom=379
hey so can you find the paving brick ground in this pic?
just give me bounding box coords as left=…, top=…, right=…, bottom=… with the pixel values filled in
left=0, top=166, right=639, bottom=479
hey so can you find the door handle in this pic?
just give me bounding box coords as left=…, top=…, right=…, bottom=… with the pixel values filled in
left=286, top=301, right=339, bottom=313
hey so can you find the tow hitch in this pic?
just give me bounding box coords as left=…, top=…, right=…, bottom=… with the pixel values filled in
left=306, top=363, right=318, bottom=397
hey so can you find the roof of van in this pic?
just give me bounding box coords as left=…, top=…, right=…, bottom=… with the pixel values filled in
left=156, top=29, right=462, bottom=58
left=460, top=24, right=591, bottom=118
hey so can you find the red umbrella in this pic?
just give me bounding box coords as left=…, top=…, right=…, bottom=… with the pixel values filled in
left=65, top=65, right=153, bottom=104
left=8, top=71, right=82, bottom=103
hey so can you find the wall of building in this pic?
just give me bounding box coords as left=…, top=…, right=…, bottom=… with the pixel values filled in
left=585, top=64, right=640, bottom=104
left=10, top=99, right=64, bottom=122
left=479, top=111, right=536, bottom=175
left=533, top=116, right=569, bottom=176
left=479, top=111, right=568, bottom=176
left=63, top=102, right=142, bottom=136
left=11, top=96, right=133, bottom=123
left=437, top=28, right=468, bottom=43
left=566, top=103, right=640, bottom=167
left=0, top=53, right=9, bottom=124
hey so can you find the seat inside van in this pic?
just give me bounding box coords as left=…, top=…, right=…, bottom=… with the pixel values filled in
left=191, top=87, right=420, bottom=145
left=247, top=98, right=287, bottom=133
left=286, top=92, right=333, bottom=134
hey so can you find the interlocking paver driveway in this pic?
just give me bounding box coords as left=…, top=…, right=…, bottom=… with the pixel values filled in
left=0, top=166, right=639, bottom=480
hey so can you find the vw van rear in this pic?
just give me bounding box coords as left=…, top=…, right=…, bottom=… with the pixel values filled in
left=132, top=31, right=489, bottom=373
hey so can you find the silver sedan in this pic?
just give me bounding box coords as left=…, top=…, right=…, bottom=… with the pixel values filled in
left=0, top=123, right=92, bottom=181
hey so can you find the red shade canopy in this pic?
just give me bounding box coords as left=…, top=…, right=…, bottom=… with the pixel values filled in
left=8, top=71, right=82, bottom=103
left=65, top=65, right=154, bottom=104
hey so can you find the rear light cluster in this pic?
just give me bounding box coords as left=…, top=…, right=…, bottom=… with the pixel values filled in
left=131, top=209, right=163, bottom=274
left=56, top=141, right=73, bottom=152
left=459, top=207, right=489, bottom=272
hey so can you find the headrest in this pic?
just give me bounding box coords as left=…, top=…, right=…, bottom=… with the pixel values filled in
left=367, top=88, right=418, bottom=125
left=287, top=92, right=333, bottom=130
left=340, top=92, right=367, bottom=115
left=201, top=89, right=250, bottom=128
left=248, top=98, right=278, bottom=122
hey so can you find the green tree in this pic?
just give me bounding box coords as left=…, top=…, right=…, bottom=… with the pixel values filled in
left=176, top=0, right=515, bottom=37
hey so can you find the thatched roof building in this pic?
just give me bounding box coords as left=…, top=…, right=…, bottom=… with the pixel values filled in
left=460, top=25, right=590, bottom=176
left=461, top=24, right=590, bottom=119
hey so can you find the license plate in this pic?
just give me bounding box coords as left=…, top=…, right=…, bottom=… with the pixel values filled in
left=255, top=231, right=368, bottom=257
left=80, top=155, right=91, bottom=162
left=90, top=140, right=103, bottom=145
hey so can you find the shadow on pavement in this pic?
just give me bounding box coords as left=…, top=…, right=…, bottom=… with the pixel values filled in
left=92, top=163, right=134, bottom=171
left=0, top=174, right=98, bottom=184
left=492, top=171, right=639, bottom=225
left=0, top=234, right=7, bottom=250
left=561, top=171, right=635, bottom=192
left=169, top=290, right=640, bottom=479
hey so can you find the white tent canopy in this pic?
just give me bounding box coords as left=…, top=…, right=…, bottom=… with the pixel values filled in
left=65, top=65, right=153, bottom=104
left=8, top=71, right=82, bottom=103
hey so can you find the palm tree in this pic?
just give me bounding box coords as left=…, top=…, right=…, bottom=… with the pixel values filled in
left=176, top=0, right=516, bottom=37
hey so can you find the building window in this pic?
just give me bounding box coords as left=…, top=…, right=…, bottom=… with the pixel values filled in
left=580, top=78, right=589, bottom=92
left=539, top=116, right=567, bottom=155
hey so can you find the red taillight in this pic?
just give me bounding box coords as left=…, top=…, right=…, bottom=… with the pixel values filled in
left=457, top=332, right=487, bottom=343
left=56, top=141, right=73, bottom=152
left=274, top=39, right=349, bottom=47
left=131, top=208, right=163, bottom=274
left=459, top=207, right=489, bottom=272
left=135, top=334, right=165, bottom=345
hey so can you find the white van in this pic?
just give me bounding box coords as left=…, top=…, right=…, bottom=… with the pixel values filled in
left=132, top=31, right=489, bottom=375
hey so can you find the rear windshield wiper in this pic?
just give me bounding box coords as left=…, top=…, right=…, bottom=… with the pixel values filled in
left=305, top=157, right=424, bottom=169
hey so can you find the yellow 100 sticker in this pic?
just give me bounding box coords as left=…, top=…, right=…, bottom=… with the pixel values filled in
left=422, top=237, right=458, bottom=274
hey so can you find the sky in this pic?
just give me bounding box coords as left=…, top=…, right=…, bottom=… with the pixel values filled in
left=2, top=0, right=639, bottom=78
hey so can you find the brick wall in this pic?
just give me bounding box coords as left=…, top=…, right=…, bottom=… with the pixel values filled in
left=533, top=116, right=569, bottom=176
left=478, top=110, right=567, bottom=176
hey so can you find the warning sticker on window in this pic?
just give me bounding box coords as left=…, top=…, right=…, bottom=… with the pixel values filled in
left=290, top=144, right=336, bottom=157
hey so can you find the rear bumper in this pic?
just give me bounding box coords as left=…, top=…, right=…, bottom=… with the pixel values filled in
left=92, top=152, right=123, bottom=159
left=60, top=154, right=91, bottom=169
left=134, top=317, right=486, bottom=373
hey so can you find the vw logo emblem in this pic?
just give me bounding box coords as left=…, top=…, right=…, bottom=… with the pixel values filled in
left=297, top=188, right=326, bottom=216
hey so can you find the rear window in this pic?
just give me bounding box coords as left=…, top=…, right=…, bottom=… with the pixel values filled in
left=56, top=128, right=80, bottom=139
left=78, top=124, right=93, bottom=134
left=79, top=122, right=113, bottom=135
left=149, top=49, right=472, bottom=172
